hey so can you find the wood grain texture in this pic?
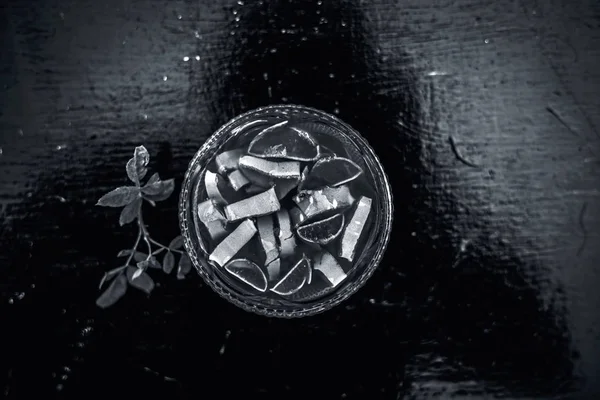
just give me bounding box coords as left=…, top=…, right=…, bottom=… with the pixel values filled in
left=1, top=0, right=599, bottom=398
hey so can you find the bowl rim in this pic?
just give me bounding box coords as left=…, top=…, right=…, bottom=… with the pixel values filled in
left=178, top=104, right=394, bottom=318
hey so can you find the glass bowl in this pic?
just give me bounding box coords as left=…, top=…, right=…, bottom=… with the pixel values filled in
left=179, top=104, right=393, bottom=318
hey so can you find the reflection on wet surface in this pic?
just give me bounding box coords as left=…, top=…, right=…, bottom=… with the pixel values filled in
left=209, top=0, right=576, bottom=397
left=1, top=0, right=597, bottom=398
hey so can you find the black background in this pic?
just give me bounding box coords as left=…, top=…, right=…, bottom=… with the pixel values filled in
left=1, top=0, right=600, bottom=399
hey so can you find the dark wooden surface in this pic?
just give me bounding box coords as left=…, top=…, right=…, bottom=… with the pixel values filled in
left=1, top=0, right=599, bottom=398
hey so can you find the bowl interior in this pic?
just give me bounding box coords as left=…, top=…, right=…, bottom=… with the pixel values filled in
left=179, top=104, right=393, bottom=317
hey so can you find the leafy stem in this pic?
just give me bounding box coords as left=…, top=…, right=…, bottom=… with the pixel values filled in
left=95, top=145, right=191, bottom=309
left=125, top=228, right=143, bottom=268
left=149, top=237, right=185, bottom=255
left=137, top=210, right=184, bottom=255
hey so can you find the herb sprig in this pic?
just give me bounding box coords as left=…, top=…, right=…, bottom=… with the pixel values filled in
left=95, top=146, right=191, bottom=308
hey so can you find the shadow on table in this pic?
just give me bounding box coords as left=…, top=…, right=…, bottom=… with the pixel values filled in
left=198, top=0, right=577, bottom=398
left=0, top=0, right=577, bottom=399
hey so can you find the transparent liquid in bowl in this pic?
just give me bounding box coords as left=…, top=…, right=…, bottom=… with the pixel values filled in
left=192, top=113, right=379, bottom=304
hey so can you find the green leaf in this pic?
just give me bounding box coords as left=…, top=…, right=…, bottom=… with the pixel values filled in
left=134, top=252, right=149, bottom=262
left=169, top=235, right=184, bottom=250
left=119, top=197, right=142, bottom=226
left=137, top=259, right=150, bottom=269
left=131, top=268, right=143, bottom=280
left=96, top=274, right=128, bottom=308
left=98, top=266, right=127, bottom=289
left=126, top=158, right=138, bottom=184
left=148, top=256, right=162, bottom=269
left=142, top=179, right=175, bottom=202
left=141, top=179, right=163, bottom=195
left=146, top=172, right=160, bottom=186
left=177, top=253, right=192, bottom=280
left=142, top=178, right=174, bottom=195
left=97, top=187, right=139, bottom=207
left=117, top=249, right=132, bottom=257
left=126, top=266, right=155, bottom=294
left=126, top=146, right=150, bottom=184
left=163, top=251, right=175, bottom=274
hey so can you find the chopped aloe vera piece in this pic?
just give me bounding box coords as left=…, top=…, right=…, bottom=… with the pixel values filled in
left=289, top=206, right=307, bottom=228
left=297, top=237, right=322, bottom=253
left=244, top=177, right=300, bottom=199
left=293, top=186, right=355, bottom=220
left=300, top=166, right=309, bottom=181
left=239, top=155, right=301, bottom=180
left=245, top=184, right=267, bottom=195
left=274, top=178, right=299, bottom=199
left=276, top=209, right=296, bottom=258
left=224, top=259, right=268, bottom=292
left=270, top=255, right=311, bottom=296
left=293, top=166, right=310, bottom=197
left=227, top=169, right=250, bottom=191
left=317, top=145, right=336, bottom=158
left=224, top=187, right=280, bottom=222
left=239, top=164, right=300, bottom=196
left=266, top=259, right=281, bottom=282
left=300, top=156, right=363, bottom=191
left=231, top=119, right=268, bottom=135
left=215, top=149, right=244, bottom=175
left=240, top=168, right=273, bottom=188
left=197, top=200, right=228, bottom=240
left=339, top=196, right=372, bottom=261
left=248, top=121, right=319, bottom=161
left=313, top=251, right=347, bottom=288
left=209, top=219, right=257, bottom=267
left=307, top=259, right=313, bottom=284
left=204, top=171, right=227, bottom=205
left=297, top=213, right=344, bottom=245
left=257, top=215, right=280, bottom=268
